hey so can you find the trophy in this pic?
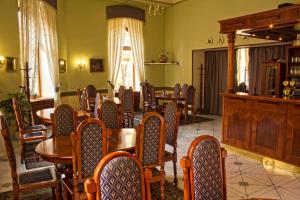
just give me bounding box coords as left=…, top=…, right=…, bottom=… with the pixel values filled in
left=282, top=80, right=296, bottom=99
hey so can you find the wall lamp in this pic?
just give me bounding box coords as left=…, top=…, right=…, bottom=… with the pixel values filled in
left=77, top=60, right=86, bottom=70
left=0, top=56, right=4, bottom=68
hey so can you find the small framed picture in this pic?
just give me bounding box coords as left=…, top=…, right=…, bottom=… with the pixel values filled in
left=59, top=59, right=66, bottom=73
left=6, top=57, right=16, bottom=72
left=90, top=58, right=104, bottom=72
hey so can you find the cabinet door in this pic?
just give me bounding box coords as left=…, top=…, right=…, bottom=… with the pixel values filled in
left=222, top=97, right=252, bottom=149
left=251, top=101, right=286, bottom=160
left=285, top=104, right=300, bottom=165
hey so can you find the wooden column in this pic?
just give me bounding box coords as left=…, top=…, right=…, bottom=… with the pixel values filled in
left=227, top=33, right=235, bottom=93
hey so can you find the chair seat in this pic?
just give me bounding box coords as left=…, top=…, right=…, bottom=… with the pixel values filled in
left=25, top=124, right=47, bottom=132
left=23, top=131, right=46, bottom=140
left=19, top=166, right=57, bottom=185
left=164, top=150, right=174, bottom=162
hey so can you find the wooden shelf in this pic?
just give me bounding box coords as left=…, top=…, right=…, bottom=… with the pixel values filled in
left=144, top=62, right=180, bottom=65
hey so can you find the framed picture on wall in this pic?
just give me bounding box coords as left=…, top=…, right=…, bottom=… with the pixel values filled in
left=90, top=58, right=104, bottom=72
left=6, top=57, right=16, bottom=72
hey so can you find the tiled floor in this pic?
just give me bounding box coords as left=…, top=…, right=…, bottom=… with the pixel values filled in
left=1, top=115, right=300, bottom=200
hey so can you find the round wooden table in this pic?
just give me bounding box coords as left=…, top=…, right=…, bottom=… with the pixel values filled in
left=36, top=108, right=88, bottom=124
left=35, top=128, right=136, bottom=164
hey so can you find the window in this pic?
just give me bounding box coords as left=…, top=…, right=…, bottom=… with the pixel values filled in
left=114, top=29, right=140, bottom=91
left=236, top=48, right=249, bottom=88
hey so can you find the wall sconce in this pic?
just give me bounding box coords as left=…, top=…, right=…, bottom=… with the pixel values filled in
left=59, top=59, right=66, bottom=73
left=0, top=56, right=4, bottom=68
left=77, top=60, right=86, bottom=70
left=206, top=37, right=214, bottom=45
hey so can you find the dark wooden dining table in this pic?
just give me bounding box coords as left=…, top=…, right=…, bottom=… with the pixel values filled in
left=35, top=128, right=136, bottom=164
left=155, top=94, right=185, bottom=101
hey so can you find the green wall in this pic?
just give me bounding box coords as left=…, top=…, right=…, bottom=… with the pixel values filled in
left=0, top=0, right=21, bottom=98
left=164, top=0, right=300, bottom=86
left=58, top=0, right=166, bottom=92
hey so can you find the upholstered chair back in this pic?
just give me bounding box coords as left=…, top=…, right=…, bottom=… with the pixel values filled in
left=72, top=118, right=107, bottom=181
left=122, top=88, right=134, bottom=113
left=93, top=93, right=100, bottom=118
left=136, top=112, right=165, bottom=166
left=79, top=89, right=88, bottom=111
left=142, top=83, right=150, bottom=102
left=173, top=83, right=181, bottom=99
left=181, top=135, right=227, bottom=200
left=51, top=104, right=77, bottom=137
left=149, top=85, right=156, bottom=104
left=181, top=83, right=188, bottom=98
left=84, top=152, right=147, bottom=200
left=164, top=101, right=180, bottom=146
left=98, top=100, right=120, bottom=129
left=118, top=85, right=125, bottom=99
left=86, top=84, right=97, bottom=98
left=186, top=85, right=196, bottom=105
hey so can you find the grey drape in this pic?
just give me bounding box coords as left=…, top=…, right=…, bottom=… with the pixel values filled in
left=204, top=50, right=228, bottom=115
left=248, top=45, right=286, bottom=95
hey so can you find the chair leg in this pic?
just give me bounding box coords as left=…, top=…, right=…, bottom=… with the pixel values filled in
left=55, top=184, right=61, bottom=200
left=160, top=169, right=165, bottom=200
left=13, top=191, right=18, bottom=200
left=173, top=159, right=178, bottom=187
left=63, top=186, right=68, bottom=200
left=184, top=107, right=188, bottom=122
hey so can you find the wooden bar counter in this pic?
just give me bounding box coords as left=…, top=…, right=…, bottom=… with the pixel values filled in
left=222, top=93, right=300, bottom=167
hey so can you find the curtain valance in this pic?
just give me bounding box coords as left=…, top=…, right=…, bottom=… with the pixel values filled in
left=106, top=5, right=145, bottom=22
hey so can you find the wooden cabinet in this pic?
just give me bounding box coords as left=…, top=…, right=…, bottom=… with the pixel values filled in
left=251, top=100, right=286, bottom=160
left=222, top=97, right=252, bottom=149
left=285, top=104, right=300, bottom=165
left=286, top=46, right=300, bottom=98
left=222, top=93, right=300, bottom=167
left=261, top=61, right=285, bottom=97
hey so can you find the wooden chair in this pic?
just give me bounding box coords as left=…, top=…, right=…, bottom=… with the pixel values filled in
left=0, top=114, right=61, bottom=200
left=180, top=135, right=227, bottom=200
left=149, top=85, right=163, bottom=114
left=51, top=104, right=77, bottom=137
left=173, top=83, right=181, bottom=100
left=183, top=85, right=196, bottom=122
left=77, top=88, right=87, bottom=111
left=181, top=83, right=188, bottom=99
left=12, top=97, right=47, bottom=163
left=97, top=100, right=121, bottom=129
left=163, top=102, right=181, bottom=186
left=84, top=151, right=149, bottom=200
left=121, top=88, right=134, bottom=127
left=135, top=112, right=166, bottom=200
left=141, top=82, right=151, bottom=114
left=62, top=118, right=107, bottom=200
left=118, top=85, right=125, bottom=99
left=86, top=85, right=97, bottom=117
left=93, top=93, right=100, bottom=118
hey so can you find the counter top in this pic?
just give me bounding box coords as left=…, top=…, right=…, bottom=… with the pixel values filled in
left=221, top=93, right=300, bottom=105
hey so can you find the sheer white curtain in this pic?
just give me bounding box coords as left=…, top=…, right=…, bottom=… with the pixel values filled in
left=108, top=18, right=127, bottom=93
left=127, top=18, right=145, bottom=91
left=19, top=0, right=40, bottom=95
left=19, top=0, right=59, bottom=104
left=39, top=1, right=60, bottom=104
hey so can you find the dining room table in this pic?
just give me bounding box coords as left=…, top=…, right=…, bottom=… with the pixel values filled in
left=36, top=108, right=88, bottom=124
left=35, top=128, right=136, bottom=164
left=155, top=93, right=185, bottom=102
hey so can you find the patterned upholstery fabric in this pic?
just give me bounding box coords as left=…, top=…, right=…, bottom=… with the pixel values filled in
left=100, top=101, right=119, bottom=129
left=142, top=116, right=161, bottom=165
left=80, top=91, right=87, bottom=110
left=181, top=84, right=188, bottom=98
left=149, top=86, right=156, bottom=104
left=186, top=86, right=195, bottom=105
left=123, top=89, right=133, bottom=112
left=19, top=168, right=53, bottom=184
left=54, top=105, right=75, bottom=136
left=142, top=84, right=150, bottom=102
left=99, top=156, right=143, bottom=200
left=173, top=83, right=181, bottom=99
left=164, top=102, right=177, bottom=146
left=192, top=140, right=222, bottom=200
left=80, top=123, right=103, bottom=178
